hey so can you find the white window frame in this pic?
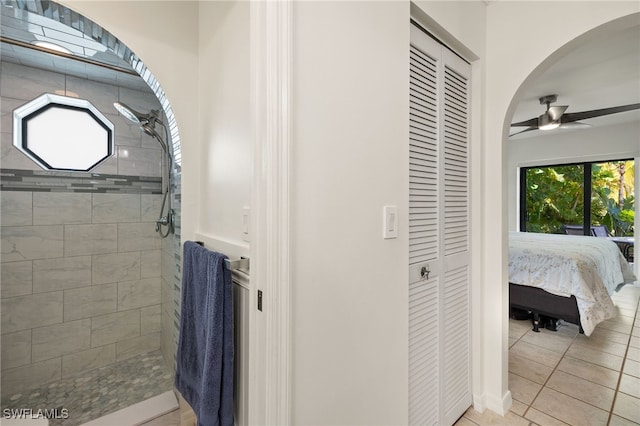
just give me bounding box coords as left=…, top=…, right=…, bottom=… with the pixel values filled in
left=13, top=93, right=115, bottom=172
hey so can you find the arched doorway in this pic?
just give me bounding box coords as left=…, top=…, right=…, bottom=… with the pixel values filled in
left=0, top=1, right=184, bottom=422
left=501, top=13, right=639, bottom=424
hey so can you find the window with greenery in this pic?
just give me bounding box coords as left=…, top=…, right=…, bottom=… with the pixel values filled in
left=520, top=160, right=635, bottom=236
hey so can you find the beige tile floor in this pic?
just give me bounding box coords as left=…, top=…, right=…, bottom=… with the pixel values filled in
left=458, top=282, right=640, bottom=426
left=143, top=284, right=640, bottom=426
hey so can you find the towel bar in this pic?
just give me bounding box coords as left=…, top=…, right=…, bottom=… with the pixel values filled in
left=194, top=241, right=250, bottom=271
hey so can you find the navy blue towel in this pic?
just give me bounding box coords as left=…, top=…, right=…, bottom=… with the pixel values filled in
left=175, top=241, right=234, bottom=426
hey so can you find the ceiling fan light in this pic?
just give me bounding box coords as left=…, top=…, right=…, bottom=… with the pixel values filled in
left=538, top=113, right=560, bottom=130
left=539, top=122, right=560, bottom=130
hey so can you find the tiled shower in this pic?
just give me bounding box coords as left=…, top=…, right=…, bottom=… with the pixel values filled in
left=0, top=60, right=182, bottom=423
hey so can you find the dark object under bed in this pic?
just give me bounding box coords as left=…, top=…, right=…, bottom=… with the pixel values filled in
left=509, top=283, right=584, bottom=334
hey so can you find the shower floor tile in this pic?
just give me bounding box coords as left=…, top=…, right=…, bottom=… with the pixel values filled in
left=1, top=350, right=173, bottom=426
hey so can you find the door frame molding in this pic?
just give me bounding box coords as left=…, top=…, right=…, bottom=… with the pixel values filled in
left=249, top=1, right=293, bottom=424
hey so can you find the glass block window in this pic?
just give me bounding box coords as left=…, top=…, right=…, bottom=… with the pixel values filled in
left=13, top=94, right=114, bottom=172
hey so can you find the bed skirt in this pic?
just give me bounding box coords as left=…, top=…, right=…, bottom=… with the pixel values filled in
left=509, top=283, right=583, bottom=333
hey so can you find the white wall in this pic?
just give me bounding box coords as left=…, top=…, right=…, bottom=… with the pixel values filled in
left=290, top=2, right=410, bottom=423
left=56, top=0, right=640, bottom=422
left=196, top=1, right=251, bottom=258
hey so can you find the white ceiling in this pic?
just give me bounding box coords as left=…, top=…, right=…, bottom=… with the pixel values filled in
left=510, top=24, right=640, bottom=140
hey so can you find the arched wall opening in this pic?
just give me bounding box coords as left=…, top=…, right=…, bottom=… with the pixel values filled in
left=498, top=10, right=639, bottom=416
left=478, top=3, right=640, bottom=415
left=0, top=1, right=192, bottom=422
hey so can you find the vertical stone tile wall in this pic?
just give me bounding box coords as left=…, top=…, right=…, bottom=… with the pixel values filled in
left=0, top=61, right=179, bottom=394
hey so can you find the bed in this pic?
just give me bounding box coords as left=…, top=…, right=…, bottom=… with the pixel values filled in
left=509, top=231, right=636, bottom=336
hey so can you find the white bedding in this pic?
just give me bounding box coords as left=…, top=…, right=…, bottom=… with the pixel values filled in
left=509, top=231, right=636, bottom=336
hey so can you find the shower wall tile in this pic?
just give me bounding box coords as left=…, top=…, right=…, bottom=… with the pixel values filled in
left=65, top=75, right=118, bottom=113
left=64, top=224, right=118, bottom=256
left=33, top=256, right=92, bottom=293
left=0, top=62, right=65, bottom=101
left=31, top=319, right=92, bottom=362
left=112, top=114, right=143, bottom=147
left=140, top=134, right=165, bottom=150
left=89, top=155, right=119, bottom=176
left=1, top=291, right=63, bottom=334
left=1, top=61, right=178, bottom=384
left=117, top=146, right=162, bottom=178
left=1, top=225, right=63, bottom=262
left=0, top=260, right=32, bottom=298
left=33, top=192, right=92, bottom=225
left=117, top=277, right=161, bottom=311
left=1, top=96, right=24, bottom=134
left=92, top=193, right=140, bottom=223
left=1, top=357, right=61, bottom=395
left=62, top=344, right=116, bottom=378
left=115, top=331, right=160, bottom=362
left=1, top=132, right=41, bottom=170
left=161, top=312, right=176, bottom=370
left=141, top=249, right=162, bottom=278
left=118, top=222, right=160, bottom=252
left=1, top=330, right=31, bottom=370
left=141, top=305, right=161, bottom=334
left=141, top=194, right=163, bottom=222
left=92, top=252, right=141, bottom=285
left=91, top=309, right=140, bottom=347
left=118, top=87, right=161, bottom=115
left=64, top=284, right=117, bottom=322
left=0, top=191, right=32, bottom=226
left=161, top=249, right=175, bottom=281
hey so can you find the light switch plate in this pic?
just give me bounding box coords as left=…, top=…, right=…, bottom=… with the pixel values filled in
left=242, top=207, right=251, bottom=242
left=383, top=205, right=398, bottom=239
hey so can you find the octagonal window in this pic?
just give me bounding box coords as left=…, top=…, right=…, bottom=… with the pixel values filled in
left=13, top=94, right=114, bottom=172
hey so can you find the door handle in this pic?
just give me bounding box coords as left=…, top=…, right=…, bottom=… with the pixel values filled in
left=420, top=265, right=430, bottom=280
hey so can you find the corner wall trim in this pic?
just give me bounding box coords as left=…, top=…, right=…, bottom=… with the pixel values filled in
left=249, top=1, right=293, bottom=424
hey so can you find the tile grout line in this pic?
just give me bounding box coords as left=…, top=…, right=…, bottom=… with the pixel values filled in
left=606, top=294, right=640, bottom=426
left=518, top=323, right=580, bottom=422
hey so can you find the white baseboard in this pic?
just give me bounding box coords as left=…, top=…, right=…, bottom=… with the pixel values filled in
left=472, top=392, right=486, bottom=413
left=484, top=390, right=513, bottom=416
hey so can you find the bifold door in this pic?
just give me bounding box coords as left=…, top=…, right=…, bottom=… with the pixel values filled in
left=408, top=22, right=472, bottom=426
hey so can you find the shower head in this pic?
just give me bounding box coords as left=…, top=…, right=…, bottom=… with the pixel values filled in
left=113, top=102, right=161, bottom=134
left=113, top=102, right=168, bottom=153
left=113, top=102, right=142, bottom=124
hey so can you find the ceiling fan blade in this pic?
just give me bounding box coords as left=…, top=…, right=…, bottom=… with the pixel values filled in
left=562, top=103, right=640, bottom=123
left=547, top=105, right=568, bottom=121
left=509, top=126, right=537, bottom=137
left=511, top=117, right=538, bottom=127
left=559, top=121, right=591, bottom=129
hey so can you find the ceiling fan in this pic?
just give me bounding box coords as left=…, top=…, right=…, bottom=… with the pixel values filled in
left=510, top=94, right=640, bottom=137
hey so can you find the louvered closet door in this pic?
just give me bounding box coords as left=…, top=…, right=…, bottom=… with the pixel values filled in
left=409, top=23, right=472, bottom=426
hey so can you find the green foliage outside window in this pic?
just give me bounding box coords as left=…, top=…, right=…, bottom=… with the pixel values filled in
left=524, top=161, right=635, bottom=236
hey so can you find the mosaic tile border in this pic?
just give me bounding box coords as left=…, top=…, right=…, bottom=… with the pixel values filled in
left=0, top=169, right=161, bottom=194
